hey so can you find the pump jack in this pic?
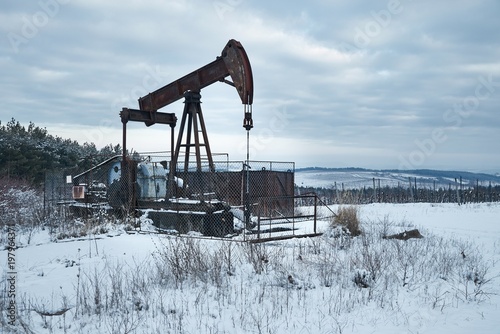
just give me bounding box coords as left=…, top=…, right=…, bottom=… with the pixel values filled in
left=121, top=39, right=253, bottom=169
left=119, top=39, right=253, bottom=209
left=72, top=39, right=294, bottom=236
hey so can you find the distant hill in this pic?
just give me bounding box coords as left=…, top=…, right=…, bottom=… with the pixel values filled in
left=295, top=167, right=500, bottom=189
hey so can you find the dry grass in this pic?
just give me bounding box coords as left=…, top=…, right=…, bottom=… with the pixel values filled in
left=331, top=205, right=362, bottom=236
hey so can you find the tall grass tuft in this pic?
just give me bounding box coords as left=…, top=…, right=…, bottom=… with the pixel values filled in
left=331, top=205, right=362, bottom=236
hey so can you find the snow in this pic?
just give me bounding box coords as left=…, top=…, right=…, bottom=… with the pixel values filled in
left=2, top=202, right=500, bottom=333
left=295, top=169, right=500, bottom=189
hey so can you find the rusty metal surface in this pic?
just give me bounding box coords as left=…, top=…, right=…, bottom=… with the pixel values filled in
left=171, top=91, right=215, bottom=175
left=120, top=107, right=177, bottom=126
left=222, top=39, right=253, bottom=105
left=138, top=39, right=254, bottom=111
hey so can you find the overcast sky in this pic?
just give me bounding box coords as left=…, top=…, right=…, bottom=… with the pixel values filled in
left=1, top=0, right=499, bottom=172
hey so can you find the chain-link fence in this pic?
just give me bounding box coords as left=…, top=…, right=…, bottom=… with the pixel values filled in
left=153, top=158, right=298, bottom=239
left=40, top=156, right=126, bottom=241
left=43, top=169, right=75, bottom=229
left=45, top=152, right=322, bottom=240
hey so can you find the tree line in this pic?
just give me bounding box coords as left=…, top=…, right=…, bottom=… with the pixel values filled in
left=0, top=118, right=121, bottom=186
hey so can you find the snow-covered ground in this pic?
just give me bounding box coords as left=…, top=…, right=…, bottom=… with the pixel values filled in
left=2, top=202, right=500, bottom=333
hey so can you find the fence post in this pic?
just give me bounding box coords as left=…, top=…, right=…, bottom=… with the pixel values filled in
left=460, top=176, right=463, bottom=204
left=476, top=179, right=479, bottom=203
left=433, top=181, right=436, bottom=203
left=257, top=210, right=261, bottom=241
left=378, top=179, right=381, bottom=202
left=489, top=181, right=492, bottom=202
left=414, top=177, right=417, bottom=202
left=313, top=195, right=317, bottom=234
left=408, top=177, right=414, bottom=202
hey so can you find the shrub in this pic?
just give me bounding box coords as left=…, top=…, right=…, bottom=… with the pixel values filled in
left=331, top=205, right=361, bottom=236
left=0, top=177, right=44, bottom=245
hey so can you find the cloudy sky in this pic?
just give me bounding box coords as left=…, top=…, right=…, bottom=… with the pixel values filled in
left=1, top=0, right=499, bottom=172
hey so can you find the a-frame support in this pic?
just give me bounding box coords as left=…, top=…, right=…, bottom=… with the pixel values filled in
left=169, top=91, right=214, bottom=196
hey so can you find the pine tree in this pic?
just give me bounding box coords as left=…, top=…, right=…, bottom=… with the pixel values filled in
left=0, top=118, right=122, bottom=186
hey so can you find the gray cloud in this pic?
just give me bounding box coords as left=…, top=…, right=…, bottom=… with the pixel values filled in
left=1, top=0, right=499, bottom=172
